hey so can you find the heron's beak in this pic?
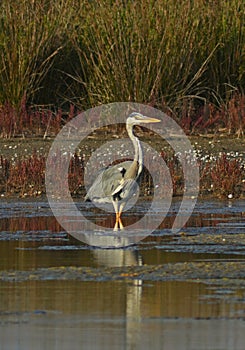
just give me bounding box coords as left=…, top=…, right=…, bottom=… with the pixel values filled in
left=141, top=116, right=161, bottom=123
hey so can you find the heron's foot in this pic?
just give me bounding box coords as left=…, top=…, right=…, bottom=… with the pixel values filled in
left=113, top=212, right=124, bottom=231
left=118, top=217, right=124, bottom=230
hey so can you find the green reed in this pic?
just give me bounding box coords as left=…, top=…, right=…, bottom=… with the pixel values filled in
left=67, top=0, right=244, bottom=110
left=0, top=0, right=71, bottom=108
left=0, top=0, right=243, bottom=113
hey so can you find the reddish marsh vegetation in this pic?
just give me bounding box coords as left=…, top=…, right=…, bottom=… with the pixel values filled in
left=0, top=94, right=245, bottom=198
left=0, top=102, right=77, bottom=139
left=1, top=148, right=245, bottom=199
left=0, top=94, right=244, bottom=138
left=200, top=154, right=245, bottom=198
left=0, top=153, right=45, bottom=197
left=0, top=93, right=244, bottom=199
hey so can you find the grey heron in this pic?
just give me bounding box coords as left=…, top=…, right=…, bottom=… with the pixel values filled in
left=85, top=112, right=160, bottom=230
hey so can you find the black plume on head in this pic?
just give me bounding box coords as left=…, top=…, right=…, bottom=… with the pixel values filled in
left=128, top=112, right=142, bottom=118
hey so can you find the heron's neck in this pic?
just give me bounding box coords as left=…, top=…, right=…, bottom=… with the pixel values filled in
left=126, top=124, right=139, bottom=160
left=126, top=123, right=143, bottom=177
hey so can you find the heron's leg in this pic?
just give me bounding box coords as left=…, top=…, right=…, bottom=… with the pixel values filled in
left=113, top=200, right=119, bottom=231
left=118, top=203, right=125, bottom=217
left=118, top=217, right=124, bottom=230
left=112, top=200, right=119, bottom=217
left=118, top=203, right=125, bottom=230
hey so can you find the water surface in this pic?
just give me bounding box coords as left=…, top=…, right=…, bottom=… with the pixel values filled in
left=0, top=199, right=245, bottom=350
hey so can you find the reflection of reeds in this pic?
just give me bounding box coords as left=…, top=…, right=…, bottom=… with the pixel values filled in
left=0, top=215, right=62, bottom=235
left=1, top=150, right=244, bottom=198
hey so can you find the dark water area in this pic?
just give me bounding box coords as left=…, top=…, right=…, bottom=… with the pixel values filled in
left=0, top=198, right=245, bottom=349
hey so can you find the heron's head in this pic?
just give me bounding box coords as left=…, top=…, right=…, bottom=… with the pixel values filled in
left=127, top=112, right=160, bottom=126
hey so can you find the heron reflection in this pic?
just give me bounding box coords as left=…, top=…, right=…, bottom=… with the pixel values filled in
left=92, top=247, right=143, bottom=349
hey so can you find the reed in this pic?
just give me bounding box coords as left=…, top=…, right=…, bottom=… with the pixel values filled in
left=68, top=0, right=244, bottom=110
left=0, top=0, right=70, bottom=108
left=0, top=0, right=243, bottom=132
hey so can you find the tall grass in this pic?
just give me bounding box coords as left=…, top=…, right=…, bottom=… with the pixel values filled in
left=68, top=0, right=244, bottom=109
left=0, top=0, right=71, bottom=108
left=0, top=0, right=244, bottom=115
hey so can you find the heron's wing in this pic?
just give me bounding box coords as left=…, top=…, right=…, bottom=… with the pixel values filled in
left=84, top=161, right=133, bottom=202
left=111, top=178, right=138, bottom=199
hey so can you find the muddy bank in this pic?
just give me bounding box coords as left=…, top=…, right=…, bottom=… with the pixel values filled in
left=0, top=260, right=245, bottom=285
left=1, top=134, right=245, bottom=159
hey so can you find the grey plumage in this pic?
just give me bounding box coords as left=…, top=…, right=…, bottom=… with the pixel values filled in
left=85, top=160, right=138, bottom=203
left=84, top=112, right=160, bottom=230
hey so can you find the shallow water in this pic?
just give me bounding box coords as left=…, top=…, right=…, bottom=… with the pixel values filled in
left=0, top=198, right=245, bottom=350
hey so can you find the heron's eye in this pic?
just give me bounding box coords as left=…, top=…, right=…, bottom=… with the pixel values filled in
left=135, top=116, right=143, bottom=121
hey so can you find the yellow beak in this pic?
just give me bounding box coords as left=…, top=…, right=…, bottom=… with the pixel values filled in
left=141, top=117, right=161, bottom=123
